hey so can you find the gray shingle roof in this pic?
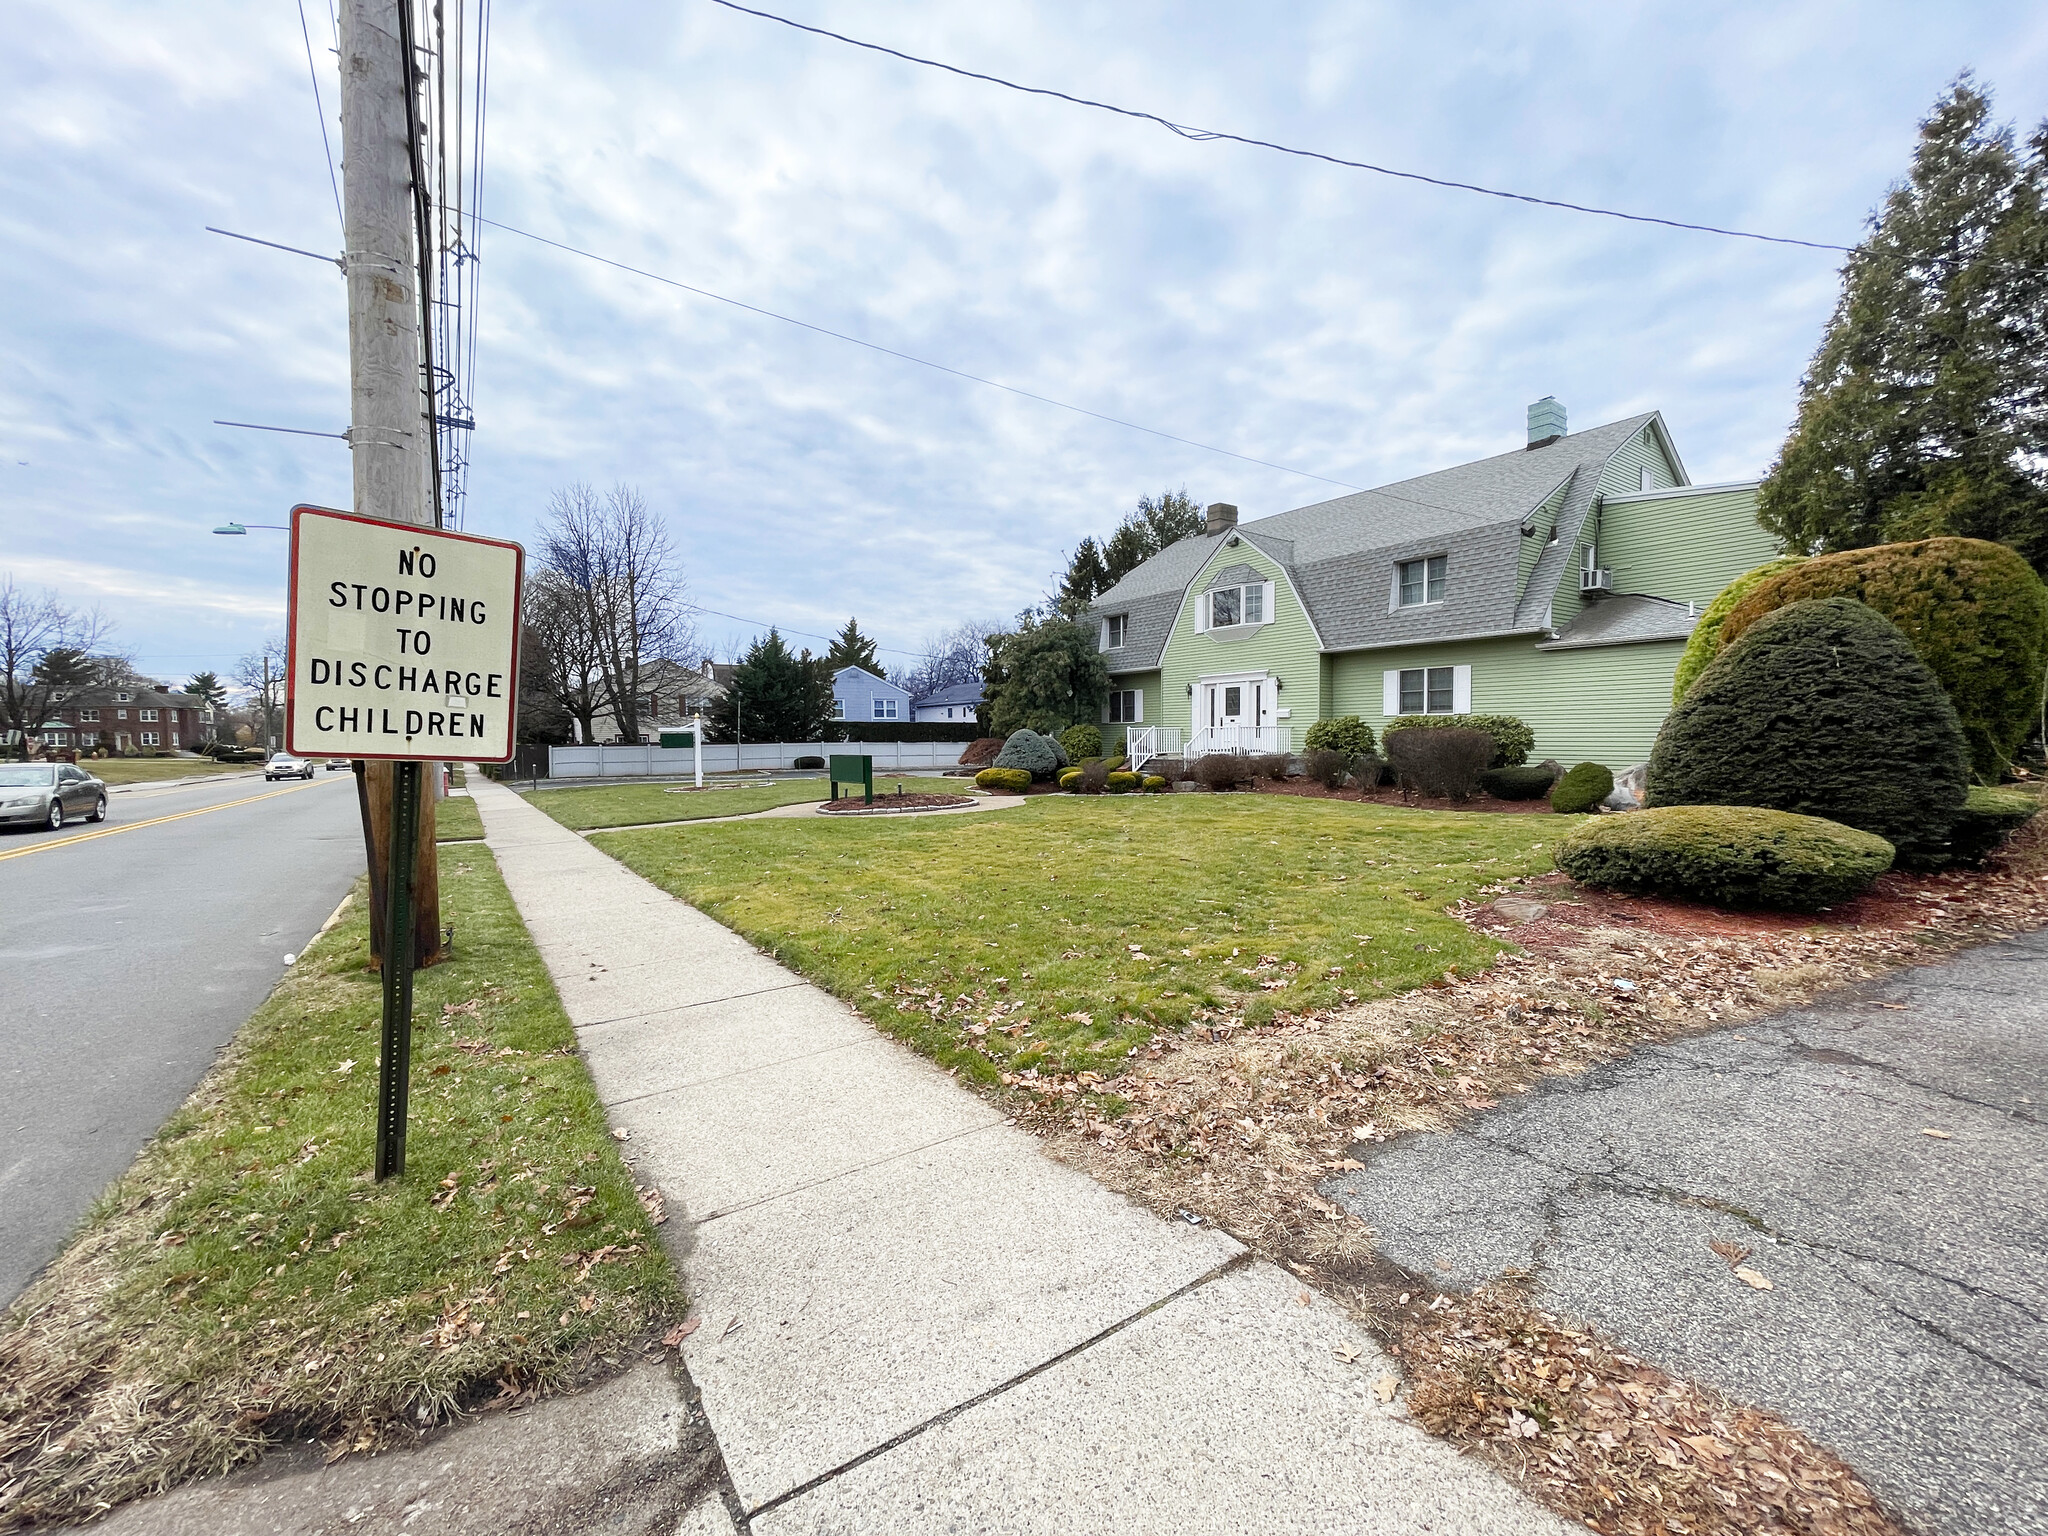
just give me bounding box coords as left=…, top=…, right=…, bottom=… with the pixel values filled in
left=912, top=680, right=985, bottom=709
left=1536, top=594, right=1699, bottom=649
left=1087, top=413, right=1665, bottom=666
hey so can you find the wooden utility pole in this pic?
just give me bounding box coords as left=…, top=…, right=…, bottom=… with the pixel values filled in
left=339, top=0, right=440, bottom=969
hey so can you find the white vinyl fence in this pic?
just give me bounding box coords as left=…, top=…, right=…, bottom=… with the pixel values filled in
left=548, top=740, right=970, bottom=779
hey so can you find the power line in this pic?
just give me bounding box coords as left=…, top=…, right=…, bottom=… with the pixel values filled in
left=294, top=0, right=344, bottom=234
left=469, top=212, right=1366, bottom=492
left=688, top=604, right=949, bottom=662
left=707, top=0, right=1853, bottom=255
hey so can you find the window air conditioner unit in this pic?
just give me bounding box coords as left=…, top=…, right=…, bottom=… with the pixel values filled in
left=1580, top=566, right=1612, bottom=594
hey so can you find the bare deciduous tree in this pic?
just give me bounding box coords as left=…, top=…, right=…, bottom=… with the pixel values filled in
left=535, top=483, right=696, bottom=743
left=522, top=566, right=606, bottom=743
left=0, top=577, right=110, bottom=758
left=897, top=619, right=999, bottom=699
left=235, top=636, right=287, bottom=752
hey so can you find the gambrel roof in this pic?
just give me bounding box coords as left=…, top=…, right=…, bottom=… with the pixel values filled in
left=1087, top=413, right=1680, bottom=669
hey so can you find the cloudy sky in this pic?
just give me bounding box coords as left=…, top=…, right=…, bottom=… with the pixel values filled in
left=4, top=1, right=2046, bottom=683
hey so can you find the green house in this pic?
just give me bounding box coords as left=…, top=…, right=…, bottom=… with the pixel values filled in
left=1084, top=400, right=1780, bottom=770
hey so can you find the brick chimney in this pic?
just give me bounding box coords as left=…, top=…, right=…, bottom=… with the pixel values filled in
left=1526, top=397, right=1567, bottom=450
left=1205, top=502, right=1239, bottom=535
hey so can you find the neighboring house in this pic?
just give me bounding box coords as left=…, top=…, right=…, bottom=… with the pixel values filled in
left=911, top=680, right=985, bottom=724
left=46, top=686, right=212, bottom=754
left=1083, top=399, right=1781, bottom=769
left=591, top=658, right=734, bottom=743
left=831, top=666, right=913, bottom=725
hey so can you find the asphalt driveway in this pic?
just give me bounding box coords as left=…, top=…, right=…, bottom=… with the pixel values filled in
left=1329, top=929, right=2047, bottom=1536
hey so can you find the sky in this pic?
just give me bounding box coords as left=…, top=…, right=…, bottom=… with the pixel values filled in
left=4, top=1, right=2047, bottom=685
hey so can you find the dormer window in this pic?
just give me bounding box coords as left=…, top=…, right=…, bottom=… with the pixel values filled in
left=1102, top=614, right=1129, bottom=649
left=1397, top=555, right=1447, bottom=607
left=1202, top=582, right=1267, bottom=630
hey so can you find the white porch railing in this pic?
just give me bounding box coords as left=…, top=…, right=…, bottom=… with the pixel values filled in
left=1185, top=725, right=1294, bottom=758
left=1124, top=726, right=1182, bottom=770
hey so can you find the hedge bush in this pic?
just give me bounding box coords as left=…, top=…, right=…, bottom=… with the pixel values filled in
left=1550, top=762, right=1612, bottom=814
left=792, top=755, right=825, bottom=770
left=1248, top=752, right=1290, bottom=780
left=1058, top=724, right=1103, bottom=762
left=975, top=766, right=1032, bottom=793
left=1480, top=764, right=1559, bottom=801
left=1304, top=715, right=1375, bottom=757
left=1718, top=538, right=2048, bottom=780
left=993, top=730, right=1061, bottom=780
left=1648, top=597, right=1969, bottom=868
left=1672, top=556, right=1806, bottom=704
left=1057, top=768, right=1083, bottom=791
left=1385, top=728, right=1492, bottom=799
left=1302, top=748, right=1353, bottom=791
left=1948, top=785, right=2041, bottom=865
left=1191, top=753, right=1250, bottom=790
left=1556, top=805, right=1895, bottom=911
left=1141, top=775, right=1167, bottom=792
left=959, top=737, right=1005, bottom=767
left=1106, top=771, right=1140, bottom=793
left=1384, top=714, right=1534, bottom=767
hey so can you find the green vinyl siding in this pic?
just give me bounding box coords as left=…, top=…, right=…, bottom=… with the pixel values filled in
left=1160, top=539, right=1324, bottom=739
left=1100, top=670, right=1162, bottom=747
left=1597, top=484, right=1781, bottom=609
left=1551, top=426, right=1687, bottom=630
left=1516, top=475, right=1575, bottom=601
left=1328, top=635, right=1688, bottom=769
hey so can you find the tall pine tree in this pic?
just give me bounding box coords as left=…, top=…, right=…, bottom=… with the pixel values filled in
left=707, top=630, right=834, bottom=743
left=1055, top=489, right=1206, bottom=613
left=1759, top=79, right=2048, bottom=574
left=824, top=616, right=881, bottom=674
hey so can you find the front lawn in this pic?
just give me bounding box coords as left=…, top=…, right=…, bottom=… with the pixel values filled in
left=434, top=792, right=484, bottom=842
left=0, top=849, right=680, bottom=1526
left=92, top=758, right=258, bottom=785
left=593, top=794, right=1559, bottom=1078
left=532, top=775, right=967, bottom=831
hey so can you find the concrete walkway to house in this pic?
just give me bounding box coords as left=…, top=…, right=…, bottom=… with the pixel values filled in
left=469, top=776, right=1568, bottom=1533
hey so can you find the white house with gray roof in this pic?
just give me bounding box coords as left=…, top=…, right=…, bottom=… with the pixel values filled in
left=1084, top=400, right=1781, bottom=769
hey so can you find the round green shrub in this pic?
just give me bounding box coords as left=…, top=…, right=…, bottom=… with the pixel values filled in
left=1947, top=785, right=2041, bottom=865
left=1648, top=597, right=1969, bottom=867
left=993, top=730, right=1060, bottom=780
left=1383, top=714, right=1534, bottom=767
left=1057, top=768, right=1083, bottom=791
left=1557, top=805, right=1894, bottom=910
left=1304, top=715, right=1376, bottom=757
left=1672, top=556, right=1806, bottom=704
left=1106, top=771, right=1140, bottom=793
left=1141, top=774, right=1167, bottom=792
left=1058, top=724, right=1103, bottom=762
left=975, top=766, right=1032, bottom=793
left=1719, top=538, right=2048, bottom=781
left=1549, top=762, right=1613, bottom=814
left=1481, top=764, right=1559, bottom=800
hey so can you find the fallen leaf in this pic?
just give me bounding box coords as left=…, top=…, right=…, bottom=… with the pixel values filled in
left=662, top=1317, right=701, bottom=1347
left=576, top=1293, right=596, bottom=1313
left=1733, top=1266, right=1774, bottom=1290
left=611, top=1128, right=631, bottom=1141
left=1708, top=1239, right=1752, bottom=1267
left=1373, top=1374, right=1399, bottom=1402
left=1921, top=1128, right=1953, bottom=1139
left=1333, top=1342, right=1361, bottom=1363
left=1295, top=1289, right=1312, bottom=1308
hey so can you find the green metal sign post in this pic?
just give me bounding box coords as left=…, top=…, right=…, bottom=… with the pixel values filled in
left=375, top=760, right=421, bottom=1181
left=828, top=753, right=874, bottom=805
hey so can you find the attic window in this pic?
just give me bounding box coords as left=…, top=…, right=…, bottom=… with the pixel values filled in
left=1397, top=555, right=1447, bottom=607
left=1204, top=582, right=1267, bottom=630
left=1102, top=614, right=1129, bottom=649
left=1639, top=465, right=1654, bottom=491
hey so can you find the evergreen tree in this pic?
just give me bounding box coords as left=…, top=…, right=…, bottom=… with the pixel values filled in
left=1055, top=488, right=1206, bottom=613
left=824, top=616, right=881, bottom=675
left=706, top=629, right=834, bottom=743
left=984, top=618, right=1110, bottom=736
left=1759, top=79, right=2048, bottom=574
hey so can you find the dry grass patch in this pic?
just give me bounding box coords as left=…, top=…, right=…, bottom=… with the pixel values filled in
left=0, top=850, right=680, bottom=1529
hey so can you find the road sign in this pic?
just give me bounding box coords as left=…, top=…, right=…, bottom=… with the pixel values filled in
left=286, top=504, right=525, bottom=762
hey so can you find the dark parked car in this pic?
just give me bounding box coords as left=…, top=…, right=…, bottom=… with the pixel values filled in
left=0, top=763, right=108, bottom=831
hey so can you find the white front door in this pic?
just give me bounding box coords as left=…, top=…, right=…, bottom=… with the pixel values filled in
left=1198, top=675, right=1271, bottom=740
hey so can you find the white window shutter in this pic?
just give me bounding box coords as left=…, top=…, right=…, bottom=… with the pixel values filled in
left=1132, top=690, right=1143, bottom=723
left=1452, top=665, right=1472, bottom=713
left=1382, top=670, right=1401, bottom=715
left=1196, top=593, right=1209, bottom=631
left=1264, top=581, right=1276, bottom=620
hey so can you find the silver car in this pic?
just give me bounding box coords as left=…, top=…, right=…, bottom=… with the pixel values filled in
left=0, top=763, right=108, bottom=831
left=265, top=752, right=316, bottom=781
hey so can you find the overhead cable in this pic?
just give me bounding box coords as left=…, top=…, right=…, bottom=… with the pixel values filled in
left=295, top=0, right=345, bottom=233
left=706, top=0, right=1852, bottom=254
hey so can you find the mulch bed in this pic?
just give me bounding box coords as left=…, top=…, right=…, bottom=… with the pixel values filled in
left=1005, top=817, right=2048, bottom=1536
left=816, top=792, right=976, bottom=814
left=1250, top=778, right=1555, bottom=813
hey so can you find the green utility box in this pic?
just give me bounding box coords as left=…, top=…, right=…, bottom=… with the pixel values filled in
left=828, top=753, right=874, bottom=805
left=659, top=730, right=696, bottom=748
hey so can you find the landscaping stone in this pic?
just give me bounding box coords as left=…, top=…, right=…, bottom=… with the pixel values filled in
left=1490, top=896, right=1550, bottom=924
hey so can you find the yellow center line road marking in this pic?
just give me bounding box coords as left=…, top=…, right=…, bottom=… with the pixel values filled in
left=0, top=778, right=346, bottom=862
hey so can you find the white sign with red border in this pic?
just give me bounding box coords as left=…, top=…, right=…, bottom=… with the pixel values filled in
left=286, top=504, right=525, bottom=762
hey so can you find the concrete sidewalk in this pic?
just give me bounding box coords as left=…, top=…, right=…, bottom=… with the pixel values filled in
left=472, top=777, right=1567, bottom=1533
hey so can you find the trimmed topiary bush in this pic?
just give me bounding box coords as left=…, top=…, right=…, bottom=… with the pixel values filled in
left=1480, top=764, right=1559, bottom=801
left=1106, top=771, right=1139, bottom=793
left=959, top=737, right=1005, bottom=766
left=975, top=766, right=1032, bottom=793
left=1648, top=597, right=1970, bottom=868
left=1550, top=763, right=1613, bottom=814
left=1717, top=538, right=2048, bottom=780
left=1141, top=774, right=1167, bottom=792
left=1947, top=785, right=2041, bottom=865
left=1304, top=715, right=1376, bottom=757
left=1673, top=556, right=1806, bottom=704
left=1384, top=714, right=1534, bottom=767
left=1556, top=805, right=1895, bottom=911
left=1057, top=768, right=1083, bottom=791
left=1059, top=724, right=1103, bottom=762
left=993, top=730, right=1061, bottom=780
left=1385, top=728, right=1493, bottom=799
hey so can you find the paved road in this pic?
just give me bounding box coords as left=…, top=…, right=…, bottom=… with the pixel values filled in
left=0, top=771, right=364, bottom=1303
left=1330, top=931, right=2048, bottom=1536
